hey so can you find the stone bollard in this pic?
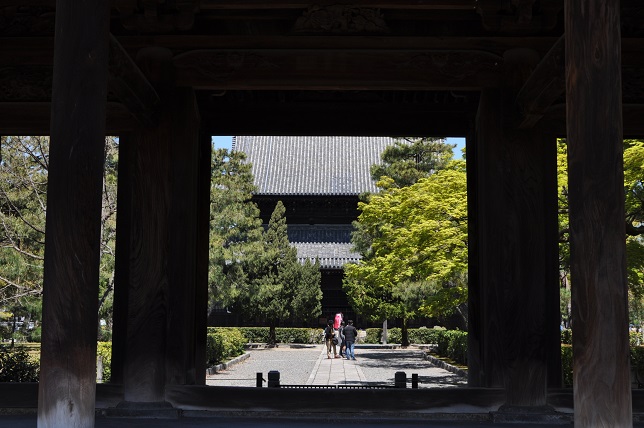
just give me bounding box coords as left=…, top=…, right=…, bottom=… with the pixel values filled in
left=256, top=372, right=263, bottom=388
left=268, top=370, right=280, bottom=388
left=96, top=355, right=103, bottom=383
left=395, top=371, right=407, bottom=388
left=411, top=373, right=419, bottom=389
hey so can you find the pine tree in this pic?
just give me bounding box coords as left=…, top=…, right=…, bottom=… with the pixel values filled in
left=246, top=201, right=321, bottom=344
left=208, top=148, right=264, bottom=318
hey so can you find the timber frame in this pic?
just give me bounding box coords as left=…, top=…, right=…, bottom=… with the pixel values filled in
left=0, top=0, right=640, bottom=426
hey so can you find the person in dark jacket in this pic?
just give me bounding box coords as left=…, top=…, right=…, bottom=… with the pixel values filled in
left=343, top=320, right=358, bottom=360
left=338, top=320, right=346, bottom=357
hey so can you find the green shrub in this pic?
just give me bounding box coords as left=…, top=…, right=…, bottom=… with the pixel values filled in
left=386, top=328, right=402, bottom=344
left=28, top=327, right=41, bottom=343
left=0, top=346, right=40, bottom=382
left=445, top=330, right=468, bottom=365
left=238, top=327, right=269, bottom=343
left=364, top=328, right=381, bottom=344
left=208, top=327, right=325, bottom=344
left=561, top=344, right=573, bottom=387
left=409, top=326, right=445, bottom=344
left=97, top=342, right=111, bottom=382
left=630, top=330, right=643, bottom=346
left=561, top=328, right=572, bottom=345
left=206, top=328, right=247, bottom=366
left=276, top=328, right=323, bottom=344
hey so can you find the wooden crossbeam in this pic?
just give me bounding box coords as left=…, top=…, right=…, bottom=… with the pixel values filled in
left=108, top=34, right=160, bottom=128
left=173, top=49, right=503, bottom=90
left=515, top=35, right=565, bottom=129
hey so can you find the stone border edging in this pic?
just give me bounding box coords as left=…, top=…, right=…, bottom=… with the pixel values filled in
left=206, top=352, right=250, bottom=375
left=424, top=353, right=468, bottom=378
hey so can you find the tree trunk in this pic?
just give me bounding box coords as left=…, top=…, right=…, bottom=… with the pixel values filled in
left=401, top=318, right=409, bottom=347
left=269, top=324, right=277, bottom=346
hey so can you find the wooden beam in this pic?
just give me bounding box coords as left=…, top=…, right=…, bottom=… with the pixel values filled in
left=200, top=102, right=476, bottom=136
left=515, top=35, right=565, bottom=129
left=37, top=0, right=110, bottom=426
left=114, top=0, right=478, bottom=10
left=565, top=0, right=632, bottom=426
left=108, top=35, right=160, bottom=127
left=0, top=102, right=139, bottom=135
left=174, top=49, right=503, bottom=90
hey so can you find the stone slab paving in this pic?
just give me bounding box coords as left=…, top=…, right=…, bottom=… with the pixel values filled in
left=206, top=344, right=466, bottom=388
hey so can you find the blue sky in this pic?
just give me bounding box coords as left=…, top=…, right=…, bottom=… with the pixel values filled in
left=212, top=136, right=466, bottom=159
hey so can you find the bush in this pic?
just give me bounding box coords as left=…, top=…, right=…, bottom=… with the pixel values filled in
left=0, top=346, right=40, bottom=382
left=409, top=326, right=446, bottom=345
left=206, top=328, right=247, bottom=366
left=276, top=328, right=323, bottom=344
left=97, top=342, right=111, bottom=382
left=386, top=328, right=402, bottom=344
left=561, top=344, right=573, bottom=387
left=561, top=328, right=572, bottom=345
left=445, top=330, right=468, bottom=365
left=27, top=327, right=41, bottom=343
left=208, top=327, right=325, bottom=345
left=364, top=328, right=381, bottom=344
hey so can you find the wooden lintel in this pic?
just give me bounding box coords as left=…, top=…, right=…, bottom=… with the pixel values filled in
left=173, top=49, right=503, bottom=90
left=515, top=35, right=565, bottom=129
left=108, top=35, right=160, bottom=127
left=113, top=0, right=478, bottom=10
left=0, top=102, right=138, bottom=135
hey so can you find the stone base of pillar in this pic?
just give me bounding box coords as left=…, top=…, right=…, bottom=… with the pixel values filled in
left=491, top=405, right=570, bottom=424
left=102, top=401, right=179, bottom=419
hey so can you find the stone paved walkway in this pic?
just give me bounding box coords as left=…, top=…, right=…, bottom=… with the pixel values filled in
left=206, top=344, right=466, bottom=388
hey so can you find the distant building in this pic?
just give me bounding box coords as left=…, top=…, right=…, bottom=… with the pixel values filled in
left=233, top=136, right=397, bottom=326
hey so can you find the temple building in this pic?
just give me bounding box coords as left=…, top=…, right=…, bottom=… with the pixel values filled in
left=233, top=135, right=398, bottom=325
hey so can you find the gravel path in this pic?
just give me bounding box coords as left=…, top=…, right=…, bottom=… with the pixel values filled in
left=206, top=345, right=466, bottom=389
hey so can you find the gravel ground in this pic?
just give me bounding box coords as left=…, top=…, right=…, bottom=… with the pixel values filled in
left=206, top=345, right=466, bottom=389
left=206, top=344, right=323, bottom=387
left=353, top=347, right=467, bottom=389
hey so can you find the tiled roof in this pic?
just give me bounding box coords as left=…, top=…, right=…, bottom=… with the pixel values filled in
left=293, top=242, right=361, bottom=269
left=233, top=136, right=397, bottom=195
left=287, top=224, right=353, bottom=243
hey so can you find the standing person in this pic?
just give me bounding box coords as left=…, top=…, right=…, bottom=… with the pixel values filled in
left=334, top=312, right=343, bottom=329
left=324, top=320, right=337, bottom=359
left=338, top=320, right=346, bottom=357
left=343, top=320, right=358, bottom=361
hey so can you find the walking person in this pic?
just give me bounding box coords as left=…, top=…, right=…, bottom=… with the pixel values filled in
left=324, top=320, right=338, bottom=359
left=343, top=320, right=358, bottom=360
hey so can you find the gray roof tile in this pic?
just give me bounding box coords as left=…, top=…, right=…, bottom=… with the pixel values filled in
left=233, top=136, right=396, bottom=195
left=293, top=242, right=361, bottom=269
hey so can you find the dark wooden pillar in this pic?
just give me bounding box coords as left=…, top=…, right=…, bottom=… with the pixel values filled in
left=469, top=87, right=559, bottom=408
left=37, top=0, right=110, bottom=425
left=165, top=88, right=201, bottom=386
left=565, top=1, right=631, bottom=425
left=194, top=132, right=212, bottom=385
left=116, top=86, right=201, bottom=403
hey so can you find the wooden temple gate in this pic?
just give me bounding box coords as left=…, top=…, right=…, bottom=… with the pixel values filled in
left=0, top=0, right=637, bottom=426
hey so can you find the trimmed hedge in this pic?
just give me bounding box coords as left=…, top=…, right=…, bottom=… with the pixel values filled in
left=0, top=346, right=40, bottom=382
left=364, top=328, right=381, bottom=344
left=207, top=327, right=324, bottom=345
left=561, top=344, right=573, bottom=387
left=206, top=328, right=247, bottom=366
left=97, top=341, right=112, bottom=382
